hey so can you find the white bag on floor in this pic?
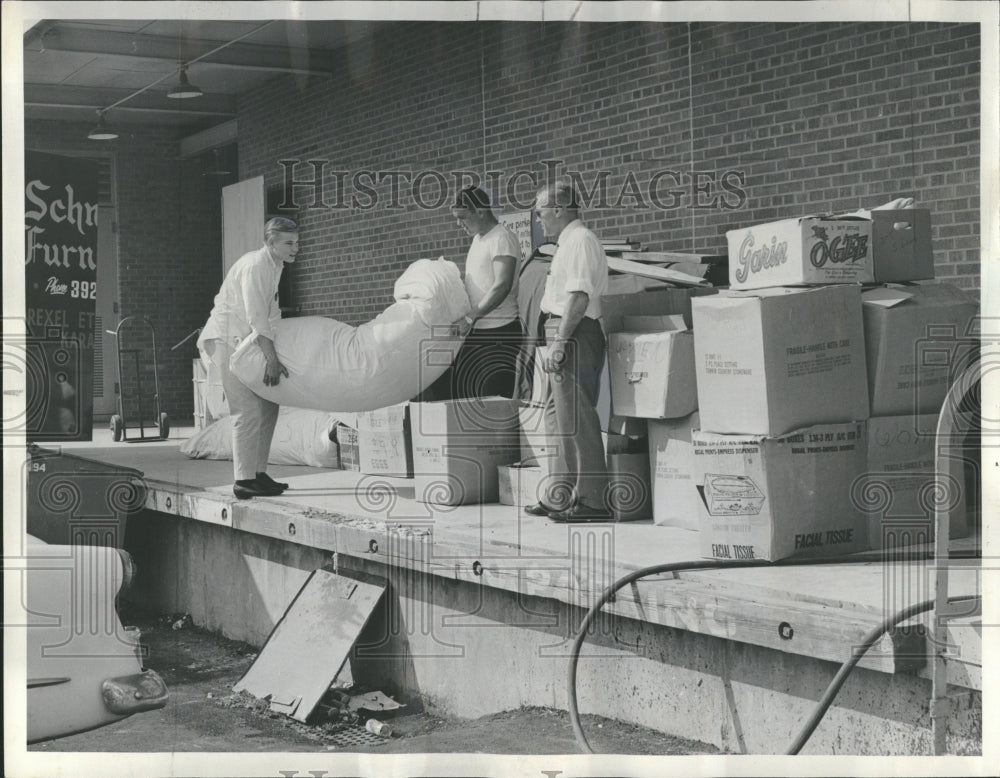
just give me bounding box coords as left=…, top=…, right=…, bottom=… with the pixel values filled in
left=229, top=258, right=470, bottom=412
left=179, top=407, right=341, bottom=468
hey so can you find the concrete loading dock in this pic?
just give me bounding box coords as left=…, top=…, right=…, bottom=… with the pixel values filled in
left=37, top=433, right=982, bottom=756
left=12, top=6, right=995, bottom=772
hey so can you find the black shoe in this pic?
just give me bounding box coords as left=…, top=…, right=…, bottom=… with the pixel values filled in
left=548, top=504, right=614, bottom=523
left=233, top=481, right=265, bottom=500
left=524, top=502, right=557, bottom=517
left=256, top=472, right=289, bottom=492
left=233, top=479, right=283, bottom=500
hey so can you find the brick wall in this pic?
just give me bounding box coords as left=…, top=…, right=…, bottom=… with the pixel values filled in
left=24, top=20, right=981, bottom=422
left=25, top=121, right=223, bottom=422
left=236, top=20, right=980, bottom=321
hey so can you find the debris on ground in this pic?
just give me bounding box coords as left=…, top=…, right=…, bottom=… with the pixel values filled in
left=34, top=606, right=720, bottom=754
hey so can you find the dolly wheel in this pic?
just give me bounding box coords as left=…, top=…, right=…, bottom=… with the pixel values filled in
left=110, top=415, right=124, bottom=442
left=159, top=412, right=170, bottom=439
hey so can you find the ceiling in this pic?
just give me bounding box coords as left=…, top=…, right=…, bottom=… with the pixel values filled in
left=23, top=18, right=383, bottom=148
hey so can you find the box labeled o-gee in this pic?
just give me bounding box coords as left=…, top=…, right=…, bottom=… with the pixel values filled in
left=726, top=215, right=872, bottom=290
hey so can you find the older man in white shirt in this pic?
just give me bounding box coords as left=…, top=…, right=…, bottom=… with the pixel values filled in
left=198, top=217, right=297, bottom=500
left=527, top=179, right=611, bottom=522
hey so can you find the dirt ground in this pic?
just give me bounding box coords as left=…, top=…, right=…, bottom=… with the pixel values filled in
left=30, top=608, right=720, bottom=756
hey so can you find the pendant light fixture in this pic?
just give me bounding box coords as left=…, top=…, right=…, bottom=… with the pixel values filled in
left=167, top=66, right=203, bottom=99
left=87, top=110, right=118, bottom=140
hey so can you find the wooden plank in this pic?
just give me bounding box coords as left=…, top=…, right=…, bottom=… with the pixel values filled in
left=233, top=569, right=385, bottom=722
left=606, top=255, right=711, bottom=287
left=621, top=251, right=727, bottom=265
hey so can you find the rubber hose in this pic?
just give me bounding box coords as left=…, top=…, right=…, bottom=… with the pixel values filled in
left=786, top=593, right=979, bottom=754
left=565, top=553, right=975, bottom=754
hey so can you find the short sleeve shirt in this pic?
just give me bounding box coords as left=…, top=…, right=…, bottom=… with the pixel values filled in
left=464, top=223, right=521, bottom=329
left=539, top=219, right=607, bottom=319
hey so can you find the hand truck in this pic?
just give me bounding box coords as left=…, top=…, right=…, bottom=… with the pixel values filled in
left=106, top=316, right=169, bottom=442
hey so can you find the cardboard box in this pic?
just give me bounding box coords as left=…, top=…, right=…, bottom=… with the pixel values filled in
left=600, top=286, right=717, bottom=334
left=335, top=423, right=360, bottom=471
left=411, top=397, right=521, bottom=505
left=499, top=452, right=651, bottom=518
left=356, top=403, right=412, bottom=478
left=648, top=412, right=700, bottom=530
left=869, top=209, right=934, bottom=283
left=607, top=452, right=653, bottom=521
left=530, top=345, right=550, bottom=405
left=606, top=414, right=648, bottom=437
left=864, top=415, right=968, bottom=549
left=608, top=328, right=697, bottom=419
left=533, top=338, right=612, bottom=430
left=692, top=285, right=870, bottom=436
left=604, top=431, right=647, bottom=456
left=693, top=422, right=869, bottom=561
left=621, top=314, right=687, bottom=332
left=727, top=215, right=873, bottom=290
left=497, top=460, right=546, bottom=507
left=605, top=275, right=673, bottom=297
left=861, top=283, right=978, bottom=416
left=518, top=401, right=549, bottom=463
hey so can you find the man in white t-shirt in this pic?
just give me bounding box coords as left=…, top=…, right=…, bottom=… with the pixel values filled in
left=432, top=185, right=523, bottom=399
left=197, top=217, right=297, bottom=500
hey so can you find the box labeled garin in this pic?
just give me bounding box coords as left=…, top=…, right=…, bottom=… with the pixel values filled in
left=693, top=421, right=868, bottom=562
left=726, top=215, right=872, bottom=290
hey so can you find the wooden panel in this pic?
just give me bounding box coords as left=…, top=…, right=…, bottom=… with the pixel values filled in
left=221, top=176, right=264, bottom=277
left=233, top=569, right=385, bottom=722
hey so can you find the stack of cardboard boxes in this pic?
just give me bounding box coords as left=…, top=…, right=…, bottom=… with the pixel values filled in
left=333, top=398, right=521, bottom=505
left=606, top=206, right=975, bottom=561
left=689, top=207, right=975, bottom=560
left=325, top=207, right=975, bottom=555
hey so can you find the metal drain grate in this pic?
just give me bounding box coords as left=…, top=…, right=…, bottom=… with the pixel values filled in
left=323, top=726, right=389, bottom=749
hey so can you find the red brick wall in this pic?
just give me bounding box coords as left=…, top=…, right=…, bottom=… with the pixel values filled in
left=236, top=20, right=980, bottom=324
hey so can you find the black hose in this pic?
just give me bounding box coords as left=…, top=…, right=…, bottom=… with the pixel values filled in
left=786, top=592, right=979, bottom=754
left=565, top=553, right=977, bottom=754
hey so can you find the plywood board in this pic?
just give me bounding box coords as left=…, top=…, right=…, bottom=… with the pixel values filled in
left=607, top=255, right=711, bottom=287
left=233, top=569, right=385, bottom=722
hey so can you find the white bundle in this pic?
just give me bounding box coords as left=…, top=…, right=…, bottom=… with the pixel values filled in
left=229, top=258, right=470, bottom=412
left=180, top=407, right=341, bottom=468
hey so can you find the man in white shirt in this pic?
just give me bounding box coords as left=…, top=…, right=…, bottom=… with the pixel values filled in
left=527, top=179, right=611, bottom=522
left=197, top=217, right=297, bottom=500
left=432, top=185, right=523, bottom=399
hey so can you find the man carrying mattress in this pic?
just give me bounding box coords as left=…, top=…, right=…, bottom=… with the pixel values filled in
left=197, top=217, right=298, bottom=500
left=527, top=179, right=611, bottom=523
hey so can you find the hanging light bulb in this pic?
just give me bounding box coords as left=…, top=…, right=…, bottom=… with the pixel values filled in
left=167, top=66, right=203, bottom=99
left=87, top=110, right=118, bottom=140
